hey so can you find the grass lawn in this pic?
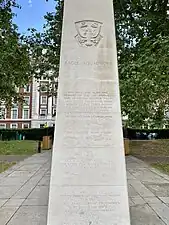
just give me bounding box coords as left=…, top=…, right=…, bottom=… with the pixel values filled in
left=0, top=140, right=38, bottom=155
left=152, top=163, right=169, bottom=175
left=130, top=139, right=169, bottom=157
left=0, top=162, right=16, bottom=173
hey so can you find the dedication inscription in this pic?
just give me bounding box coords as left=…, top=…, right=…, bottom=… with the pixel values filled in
left=47, top=0, right=130, bottom=225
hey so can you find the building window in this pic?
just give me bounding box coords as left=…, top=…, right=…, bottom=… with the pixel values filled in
left=11, top=124, right=18, bottom=129
left=40, top=83, right=48, bottom=92
left=23, top=96, right=30, bottom=107
left=41, top=76, right=47, bottom=81
left=53, top=96, right=57, bottom=105
left=23, top=123, right=29, bottom=129
left=0, top=123, right=6, bottom=129
left=41, top=96, right=47, bottom=104
left=52, top=107, right=56, bottom=116
left=40, top=109, right=47, bottom=117
left=12, top=103, right=18, bottom=108
left=24, top=85, right=30, bottom=92
left=11, top=109, right=18, bottom=119
left=23, top=109, right=29, bottom=119
left=0, top=107, right=5, bottom=119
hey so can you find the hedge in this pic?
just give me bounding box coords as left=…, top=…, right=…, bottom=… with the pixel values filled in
left=124, top=128, right=169, bottom=140
left=1, top=127, right=169, bottom=141
left=0, top=127, right=55, bottom=141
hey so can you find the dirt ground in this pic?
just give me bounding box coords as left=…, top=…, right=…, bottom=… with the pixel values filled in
left=130, top=139, right=169, bottom=164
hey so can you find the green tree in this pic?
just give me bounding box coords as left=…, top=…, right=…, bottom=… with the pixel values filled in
left=28, top=0, right=169, bottom=127
left=114, top=0, right=169, bottom=127
left=24, top=0, right=63, bottom=96
left=0, top=0, right=31, bottom=105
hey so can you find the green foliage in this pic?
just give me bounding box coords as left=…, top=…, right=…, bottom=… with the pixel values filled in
left=26, top=0, right=169, bottom=127
left=23, top=0, right=63, bottom=96
left=152, top=163, right=169, bottom=174
left=0, top=0, right=31, bottom=104
left=0, top=127, right=54, bottom=141
left=115, top=0, right=169, bottom=127
left=120, top=35, right=169, bottom=127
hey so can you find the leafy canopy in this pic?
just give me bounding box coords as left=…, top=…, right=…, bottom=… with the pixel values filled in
left=26, top=0, right=169, bottom=127
left=0, top=0, right=31, bottom=104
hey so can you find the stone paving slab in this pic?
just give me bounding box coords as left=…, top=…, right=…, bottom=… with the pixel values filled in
left=0, top=155, right=29, bottom=163
left=0, top=151, right=169, bottom=224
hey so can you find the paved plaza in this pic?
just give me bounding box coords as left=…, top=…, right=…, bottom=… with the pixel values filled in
left=0, top=151, right=169, bottom=224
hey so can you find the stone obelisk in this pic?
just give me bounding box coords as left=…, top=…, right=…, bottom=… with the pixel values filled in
left=47, top=0, right=130, bottom=224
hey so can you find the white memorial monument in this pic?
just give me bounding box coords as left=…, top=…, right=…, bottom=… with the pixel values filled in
left=47, top=0, right=130, bottom=224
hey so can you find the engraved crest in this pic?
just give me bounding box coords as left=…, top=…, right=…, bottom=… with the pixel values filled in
left=75, top=20, right=103, bottom=47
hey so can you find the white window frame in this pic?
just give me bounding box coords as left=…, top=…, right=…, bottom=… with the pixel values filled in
left=23, top=109, right=29, bottom=119
left=11, top=123, right=18, bottom=129
left=40, top=109, right=47, bottom=117
left=0, top=123, right=6, bottom=129
left=0, top=107, right=6, bottom=119
left=40, top=83, right=48, bottom=92
left=22, top=123, right=29, bottom=129
left=40, top=124, right=45, bottom=128
left=53, top=96, right=57, bottom=105
left=23, top=96, right=30, bottom=107
left=11, top=108, right=18, bottom=120
left=52, top=107, right=56, bottom=115
left=41, top=96, right=47, bottom=104
left=40, top=105, right=46, bottom=109
left=24, top=85, right=31, bottom=93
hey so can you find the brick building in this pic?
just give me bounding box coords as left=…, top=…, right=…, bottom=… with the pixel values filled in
left=0, top=78, right=56, bottom=129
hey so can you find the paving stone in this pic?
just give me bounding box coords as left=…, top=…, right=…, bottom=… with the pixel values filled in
left=0, top=177, right=29, bottom=186
left=28, top=176, right=46, bottom=186
left=127, top=171, right=136, bottom=180
left=131, top=196, right=146, bottom=205
left=5, top=198, right=25, bottom=207
left=38, top=176, right=50, bottom=186
left=0, top=186, right=21, bottom=198
left=130, top=204, right=166, bottom=225
left=126, top=161, right=148, bottom=169
left=8, top=170, right=35, bottom=177
left=0, top=206, right=18, bottom=225
left=145, top=183, right=169, bottom=197
left=129, top=168, right=167, bottom=183
left=28, top=186, right=49, bottom=200
left=0, top=199, right=8, bottom=207
left=128, top=184, right=139, bottom=197
left=130, top=180, right=154, bottom=197
left=7, top=206, right=47, bottom=225
left=149, top=203, right=169, bottom=225
left=16, top=164, right=42, bottom=171
left=12, top=184, right=35, bottom=199
left=0, top=152, right=169, bottom=225
left=144, top=197, right=162, bottom=204
left=45, top=170, right=51, bottom=176
left=159, top=197, right=169, bottom=204
left=24, top=159, right=49, bottom=165
left=128, top=198, right=135, bottom=207
left=23, top=197, right=48, bottom=206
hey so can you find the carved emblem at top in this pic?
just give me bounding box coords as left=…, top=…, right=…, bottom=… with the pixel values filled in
left=75, top=20, right=103, bottom=47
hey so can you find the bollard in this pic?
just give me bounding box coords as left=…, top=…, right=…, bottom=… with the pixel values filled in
left=38, top=141, right=41, bottom=153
